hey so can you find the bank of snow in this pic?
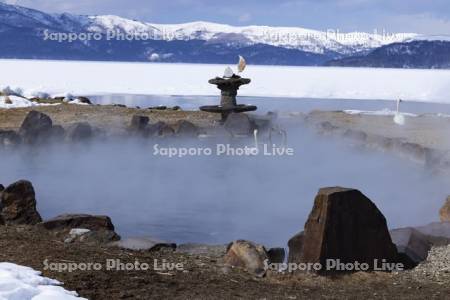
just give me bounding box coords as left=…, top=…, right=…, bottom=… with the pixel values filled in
left=0, top=262, right=85, bottom=299
left=1, top=59, right=450, bottom=103
left=0, top=95, right=60, bottom=109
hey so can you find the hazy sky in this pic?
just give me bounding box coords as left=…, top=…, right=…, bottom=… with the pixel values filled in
left=3, top=0, right=450, bottom=34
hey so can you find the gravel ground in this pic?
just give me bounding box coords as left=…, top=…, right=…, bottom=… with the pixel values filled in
left=409, top=245, right=450, bottom=284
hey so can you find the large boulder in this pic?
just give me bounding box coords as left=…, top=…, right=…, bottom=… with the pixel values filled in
left=287, top=231, right=304, bottom=263
left=41, top=214, right=115, bottom=231
left=130, top=115, right=149, bottom=133
left=41, top=214, right=120, bottom=242
left=175, top=120, right=199, bottom=138
left=0, top=130, right=22, bottom=147
left=289, top=187, right=398, bottom=269
left=224, top=113, right=255, bottom=136
left=66, top=122, right=93, bottom=142
left=390, top=227, right=431, bottom=268
left=439, top=196, right=450, bottom=222
left=415, top=222, right=450, bottom=240
left=147, top=121, right=174, bottom=137
left=0, top=180, right=42, bottom=225
left=19, top=111, right=53, bottom=144
left=223, top=240, right=268, bottom=277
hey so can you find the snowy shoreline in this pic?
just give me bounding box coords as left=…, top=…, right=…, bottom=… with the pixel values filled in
left=1, top=59, right=450, bottom=103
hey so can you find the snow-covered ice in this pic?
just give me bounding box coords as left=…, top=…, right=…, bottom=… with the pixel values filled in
left=0, top=95, right=59, bottom=109
left=0, top=262, right=85, bottom=300
left=0, top=59, right=450, bottom=103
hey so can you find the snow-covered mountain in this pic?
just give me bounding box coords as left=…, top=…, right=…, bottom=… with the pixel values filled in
left=0, top=2, right=449, bottom=67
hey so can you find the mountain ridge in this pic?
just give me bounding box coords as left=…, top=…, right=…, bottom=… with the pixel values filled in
left=0, top=2, right=449, bottom=68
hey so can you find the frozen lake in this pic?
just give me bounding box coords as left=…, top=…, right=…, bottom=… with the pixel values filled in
left=1, top=59, right=450, bottom=103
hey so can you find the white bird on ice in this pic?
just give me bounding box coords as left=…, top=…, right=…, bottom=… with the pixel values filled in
left=393, top=98, right=405, bottom=125
left=238, top=55, right=246, bottom=74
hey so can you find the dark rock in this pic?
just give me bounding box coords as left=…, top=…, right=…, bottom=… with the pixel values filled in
left=267, top=248, right=285, bottom=264
left=415, top=222, right=450, bottom=240
left=147, top=121, right=175, bottom=137
left=292, top=187, right=398, bottom=269
left=130, top=115, right=150, bottom=132
left=0, top=184, right=3, bottom=224
left=399, top=142, right=426, bottom=161
left=390, top=227, right=431, bottom=268
left=319, top=121, right=338, bottom=132
left=109, top=237, right=176, bottom=251
left=172, top=106, right=181, bottom=111
left=49, top=125, right=65, bottom=141
left=175, top=120, right=199, bottom=137
left=223, top=240, right=268, bottom=277
left=343, top=129, right=367, bottom=141
left=440, top=196, right=450, bottom=222
left=66, top=122, right=93, bottom=142
left=19, top=111, right=53, bottom=144
left=113, top=104, right=127, bottom=108
left=1, top=180, right=42, bottom=225
left=0, top=130, right=22, bottom=147
left=41, top=214, right=115, bottom=232
left=287, top=231, right=304, bottom=263
left=76, top=97, right=92, bottom=104
left=224, top=113, right=255, bottom=136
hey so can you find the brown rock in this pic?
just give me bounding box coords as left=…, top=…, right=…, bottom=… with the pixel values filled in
left=292, top=187, right=398, bottom=269
left=147, top=121, right=174, bottom=137
left=175, top=120, right=198, bottom=137
left=130, top=115, right=150, bottom=132
left=390, top=227, right=431, bottom=268
left=439, top=196, right=450, bottom=222
left=1, top=180, right=42, bottom=225
left=224, top=113, right=255, bottom=136
left=287, top=231, right=304, bottom=263
left=41, top=214, right=115, bottom=231
left=223, top=240, right=268, bottom=277
left=66, top=122, right=93, bottom=142
left=19, top=111, right=53, bottom=144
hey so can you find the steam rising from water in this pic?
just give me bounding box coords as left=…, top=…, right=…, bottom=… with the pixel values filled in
left=0, top=123, right=448, bottom=247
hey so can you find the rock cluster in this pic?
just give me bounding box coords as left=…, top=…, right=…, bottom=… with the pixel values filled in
left=0, top=179, right=120, bottom=244
left=129, top=115, right=198, bottom=138
left=0, top=111, right=96, bottom=148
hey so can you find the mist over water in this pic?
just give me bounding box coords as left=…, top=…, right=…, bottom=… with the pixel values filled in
left=0, top=122, right=448, bottom=247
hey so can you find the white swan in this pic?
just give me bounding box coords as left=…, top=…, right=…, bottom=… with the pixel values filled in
left=393, top=98, right=405, bottom=125
left=253, top=129, right=259, bottom=150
